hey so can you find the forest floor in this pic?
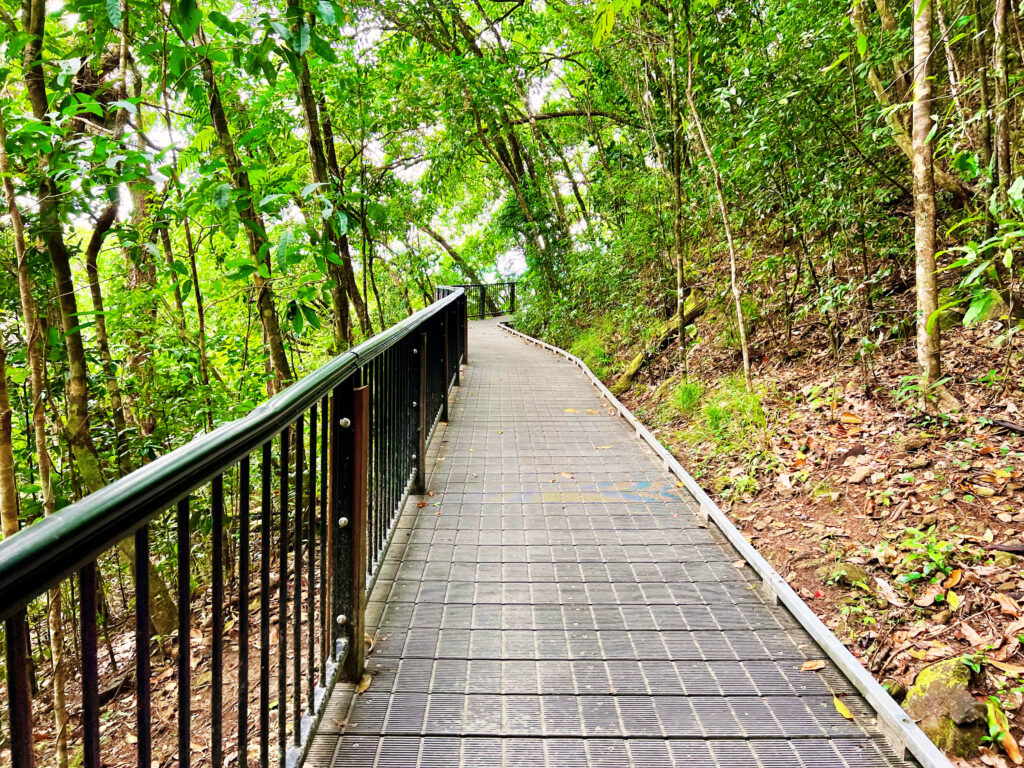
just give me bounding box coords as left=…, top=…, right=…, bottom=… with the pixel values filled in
left=609, top=318, right=1024, bottom=767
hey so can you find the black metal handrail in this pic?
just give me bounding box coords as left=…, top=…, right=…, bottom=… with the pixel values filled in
left=0, top=286, right=469, bottom=768
left=439, top=281, right=516, bottom=319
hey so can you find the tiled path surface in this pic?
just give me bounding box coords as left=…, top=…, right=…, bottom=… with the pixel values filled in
left=310, top=319, right=918, bottom=767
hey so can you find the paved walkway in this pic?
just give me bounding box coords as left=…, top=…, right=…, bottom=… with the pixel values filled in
left=310, top=320, right=918, bottom=768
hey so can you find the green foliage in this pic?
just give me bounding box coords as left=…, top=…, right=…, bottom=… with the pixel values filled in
left=671, top=380, right=704, bottom=415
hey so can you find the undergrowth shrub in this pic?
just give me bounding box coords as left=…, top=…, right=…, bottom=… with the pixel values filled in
left=569, top=320, right=615, bottom=380
left=682, top=375, right=777, bottom=499
left=671, top=380, right=704, bottom=415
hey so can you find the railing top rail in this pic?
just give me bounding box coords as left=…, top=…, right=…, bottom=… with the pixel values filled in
left=0, top=287, right=467, bottom=621
left=447, top=281, right=516, bottom=288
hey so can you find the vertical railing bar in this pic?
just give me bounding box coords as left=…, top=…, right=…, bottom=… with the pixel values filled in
left=238, top=456, right=251, bottom=767
left=211, top=474, right=224, bottom=768
left=319, top=398, right=329, bottom=674
left=329, top=379, right=353, bottom=666
left=136, top=525, right=152, bottom=768
left=177, top=497, right=191, bottom=768
left=260, top=442, right=272, bottom=768
left=278, top=427, right=290, bottom=768
left=5, top=609, right=33, bottom=768
left=308, top=403, right=317, bottom=708
left=374, top=357, right=382, bottom=567
left=81, top=561, right=100, bottom=768
left=292, top=415, right=303, bottom=744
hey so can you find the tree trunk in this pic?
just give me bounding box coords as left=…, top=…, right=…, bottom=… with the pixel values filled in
left=668, top=5, right=688, bottom=373
left=193, top=25, right=292, bottom=390
left=0, top=336, right=17, bottom=539
left=84, top=203, right=132, bottom=477
left=994, top=0, right=1011, bottom=203
left=685, top=7, right=751, bottom=390
left=1, top=105, right=70, bottom=768
left=911, top=0, right=949, bottom=406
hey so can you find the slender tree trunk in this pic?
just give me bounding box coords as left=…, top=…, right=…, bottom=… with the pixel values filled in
left=1, top=106, right=70, bottom=767
left=668, top=5, right=688, bottom=373
left=193, top=25, right=292, bottom=390
left=994, top=0, right=1011, bottom=204
left=685, top=6, right=751, bottom=389
left=911, top=0, right=946, bottom=403
left=84, top=203, right=133, bottom=477
left=0, top=337, right=17, bottom=539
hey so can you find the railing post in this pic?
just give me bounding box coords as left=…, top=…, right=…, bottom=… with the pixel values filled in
left=451, top=308, right=460, bottom=387
left=462, top=293, right=469, bottom=364
left=510, top=283, right=516, bottom=314
left=479, top=285, right=485, bottom=320
left=347, top=385, right=369, bottom=681
left=5, top=610, right=34, bottom=768
left=331, top=376, right=364, bottom=684
left=442, top=315, right=451, bottom=420
left=413, top=332, right=427, bottom=494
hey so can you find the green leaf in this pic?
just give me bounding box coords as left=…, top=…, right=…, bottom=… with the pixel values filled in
left=222, top=203, right=240, bottom=241
left=211, top=182, right=232, bottom=209
left=174, top=0, right=202, bottom=40
left=277, top=229, right=295, bottom=267
left=295, top=23, right=310, bottom=56
left=107, top=0, right=122, bottom=28
left=856, top=34, right=867, bottom=57
left=317, top=0, right=336, bottom=25
left=821, top=51, right=851, bottom=74
left=963, top=290, right=1001, bottom=326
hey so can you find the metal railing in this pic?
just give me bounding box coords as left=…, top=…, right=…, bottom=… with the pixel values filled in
left=0, top=287, right=468, bottom=768
left=439, top=282, right=516, bottom=320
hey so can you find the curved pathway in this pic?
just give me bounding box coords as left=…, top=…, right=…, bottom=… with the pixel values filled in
left=310, top=319, right=920, bottom=768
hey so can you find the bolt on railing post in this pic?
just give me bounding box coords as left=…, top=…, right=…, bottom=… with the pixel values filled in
left=442, top=314, right=451, bottom=421
left=413, top=332, right=428, bottom=494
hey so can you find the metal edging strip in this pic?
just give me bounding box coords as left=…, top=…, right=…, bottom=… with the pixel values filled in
left=497, top=320, right=950, bottom=768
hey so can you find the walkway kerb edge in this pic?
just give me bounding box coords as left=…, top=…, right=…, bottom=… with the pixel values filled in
left=497, top=320, right=951, bottom=768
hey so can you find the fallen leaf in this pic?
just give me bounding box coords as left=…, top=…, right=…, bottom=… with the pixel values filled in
left=987, top=698, right=1023, bottom=764
left=564, top=408, right=577, bottom=413
left=875, top=577, right=907, bottom=607
left=944, top=569, right=963, bottom=589
left=840, top=412, right=862, bottom=424
left=355, top=673, right=372, bottom=694
left=995, top=593, right=1023, bottom=618
left=417, top=501, right=428, bottom=508
left=915, top=583, right=943, bottom=607
left=990, top=660, right=1024, bottom=676
left=732, top=560, right=746, bottom=569
left=801, top=660, right=826, bottom=671
left=833, top=696, right=854, bottom=720
left=947, top=589, right=961, bottom=610
left=961, top=623, right=988, bottom=648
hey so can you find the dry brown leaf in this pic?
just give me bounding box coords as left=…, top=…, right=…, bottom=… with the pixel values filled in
left=995, top=593, right=1023, bottom=618
left=874, top=577, right=907, bottom=607
left=356, top=673, right=373, bottom=694
left=840, top=412, right=862, bottom=424
left=990, top=660, right=1024, bottom=676
left=801, top=660, right=826, bottom=671
left=943, top=569, right=963, bottom=589
left=961, top=623, right=988, bottom=648
left=417, top=501, right=428, bottom=508
left=914, top=583, right=943, bottom=607
left=732, top=560, right=746, bottom=569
